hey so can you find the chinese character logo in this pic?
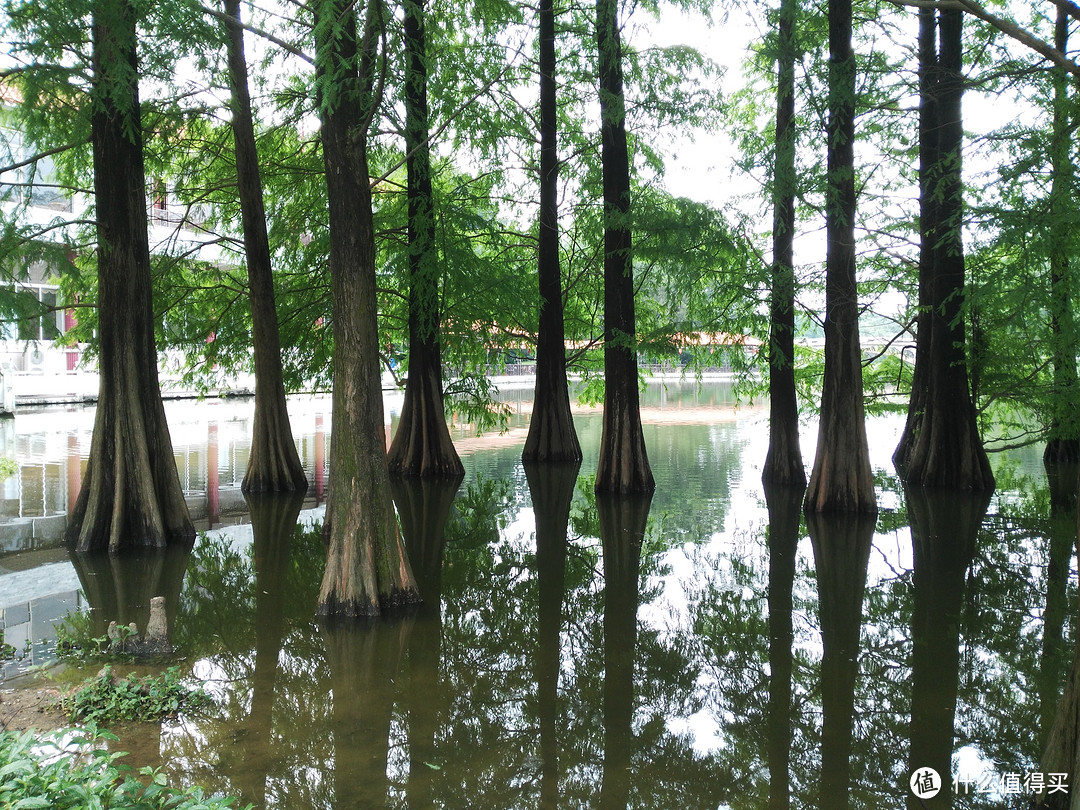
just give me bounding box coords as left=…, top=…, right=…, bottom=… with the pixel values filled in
left=910, top=767, right=942, bottom=799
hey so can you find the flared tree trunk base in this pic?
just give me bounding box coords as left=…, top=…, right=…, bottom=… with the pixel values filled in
left=762, top=423, right=805, bottom=488
left=387, top=359, right=463, bottom=478
left=595, top=395, right=654, bottom=495
left=243, top=385, right=308, bottom=493
left=904, top=400, right=994, bottom=491
left=523, top=374, right=581, bottom=463
left=66, top=346, right=194, bottom=553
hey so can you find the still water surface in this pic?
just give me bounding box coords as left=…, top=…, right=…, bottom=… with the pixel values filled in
left=0, top=381, right=1066, bottom=809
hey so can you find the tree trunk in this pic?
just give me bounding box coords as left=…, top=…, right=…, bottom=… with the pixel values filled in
left=523, top=0, right=582, bottom=464
left=894, top=4, right=937, bottom=475
left=66, top=0, right=195, bottom=553
left=594, top=0, right=653, bottom=495
left=764, top=482, right=804, bottom=810
left=905, top=488, right=987, bottom=810
left=387, top=0, right=464, bottom=478
left=762, top=0, right=805, bottom=488
left=224, top=0, right=308, bottom=494
left=314, top=0, right=421, bottom=616
left=1044, top=7, right=1080, bottom=465
left=806, top=511, right=874, bottom=810
left=803, top=0, right=875, bottom=514
left=903, top=9, right=994, bottom=491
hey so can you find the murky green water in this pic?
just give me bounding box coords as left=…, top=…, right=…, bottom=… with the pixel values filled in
left=0, top=382, right=1068, bottom=809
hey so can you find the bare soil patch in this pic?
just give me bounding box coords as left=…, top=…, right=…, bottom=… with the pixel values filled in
left=0, top=681, right=69, bottom=734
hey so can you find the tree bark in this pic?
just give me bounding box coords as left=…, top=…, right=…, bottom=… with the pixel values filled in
left=894, top=4, right=937, bottom=475
left=762, top=0, right=805, bottom=488
left=903, top=8, right=994, bottom=491
left=803, top=0, right=876, bottom=514
left=387, top=0, right=464, bottom=478
left=594, top=0, right=653, bottom=494
left=1044, top=6, right=1080, bottom=465
left=66, top=0, right=195, bottom=553
left=314, top=0, right=421, bottom=616
left=223, top=0, right=308, bottom=494
left=522, top=0, right=582, bottom=464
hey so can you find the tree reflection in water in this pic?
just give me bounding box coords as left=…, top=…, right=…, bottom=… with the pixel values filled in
left=807, top=511, right=873, bottom=810
left=906, top=487, right=989, bottom=810
left=524, top=461, right=580, bottom=810
left=764, top=481, right=804, bottom=810
left=392, top=475, right=461, bottom=809
left=65, top=453, right=1072, bottom=810
left=70, top=543, right=191, bottom=640
left=598, top=491, right=651, bottom=810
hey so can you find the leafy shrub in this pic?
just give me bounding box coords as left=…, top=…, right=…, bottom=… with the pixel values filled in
left=0, top=727, right=248, bottom=809
left=54, top=610, right=121, bottom=662
left=0, top=629, right=15, bottom=660
left=58, top=666, right=213, bottom=725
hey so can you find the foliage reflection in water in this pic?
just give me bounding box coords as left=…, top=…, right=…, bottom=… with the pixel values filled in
left=48, top=387, right=1072, bottom=809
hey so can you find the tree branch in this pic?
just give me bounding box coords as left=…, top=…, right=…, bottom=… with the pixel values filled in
left=885, top=0, right=1080, bottom=77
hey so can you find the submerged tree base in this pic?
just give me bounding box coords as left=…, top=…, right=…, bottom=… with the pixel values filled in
left=1044, top=438, right=1080, bottom=466
left=316, top=588, right=421, bottom=619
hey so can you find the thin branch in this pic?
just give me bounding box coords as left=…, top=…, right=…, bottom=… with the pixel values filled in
left=884, top=0, right=1080, bottom=77
left=200, top=3, right=315, bottom=64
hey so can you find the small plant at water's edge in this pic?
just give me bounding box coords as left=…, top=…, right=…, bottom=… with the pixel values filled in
left=55, top=611, right=153, bottom=662
left=54, top=610, right=120, bottom=662
left=58, top=665, right=214, bottom=725
left=0, top=727, right=248, bottom=809
left=0, top=629, right=15, bottom=660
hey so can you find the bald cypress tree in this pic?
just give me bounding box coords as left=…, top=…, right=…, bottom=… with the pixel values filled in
left=314, top=0, right=420, bottom=616
left=223, top=0, right=307, bottom=494
left=522, top=0, right=582, bottom=464
left=593, top=0, right=653, bottom=495
left=803, top=0, right=875, bottom=514
left=66, top=0, right=194, bottom=552
left=386, top=0, right=464, bottom=479
left=762, top=0, right=805, bottom=488
left=901, top=7, right=993, bottom=491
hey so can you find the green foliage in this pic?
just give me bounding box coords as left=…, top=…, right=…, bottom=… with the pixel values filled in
left=0, top=629, right=15, bottom=660
left=54, top=610, right=147, bottom=663
left=58, top=665, right=213, bottom=725
left=0, top=727, right=248, bottom=809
